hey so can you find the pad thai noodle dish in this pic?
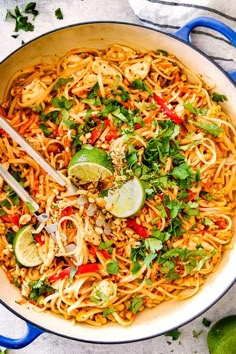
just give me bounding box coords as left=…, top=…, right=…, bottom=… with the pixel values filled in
left=0, top=44, right=235, bottom=327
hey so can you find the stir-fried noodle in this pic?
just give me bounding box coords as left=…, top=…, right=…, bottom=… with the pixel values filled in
left=0, top=44, right=235, bottom=326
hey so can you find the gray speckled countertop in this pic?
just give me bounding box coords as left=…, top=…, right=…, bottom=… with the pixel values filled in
left=0, top=1, right=235, bottom=353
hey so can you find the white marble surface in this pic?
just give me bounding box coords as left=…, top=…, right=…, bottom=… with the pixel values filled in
left=0, top=1, right=235, bottom=353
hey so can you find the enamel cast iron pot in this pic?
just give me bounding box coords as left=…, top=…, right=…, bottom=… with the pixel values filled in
left=0, top=17, right=235, bottom=349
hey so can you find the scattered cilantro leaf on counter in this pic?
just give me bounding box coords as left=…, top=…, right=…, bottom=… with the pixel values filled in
left=212, top=92, right=228, bottom=102
left=55, top=8, right=64, bottom=20
left=202, top=317, right=212, bottom=327
left=24, top=2, right=39, bottom=18
left=6, top=5, right=35, bottom=32
left=165, top=328, right=181, bottom=340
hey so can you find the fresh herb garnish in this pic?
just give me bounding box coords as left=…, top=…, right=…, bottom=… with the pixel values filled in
left=55, top=8, right=63, bottom=20
left=102, top=307, right=116, bottom=317
left=190, top=121, right=223, bottom=138
left=212, top=92, right=227, bottom=102
left=202, top=317, right=212, bottom=327
left=51, top=77, right=73, bottom=92
left=28, top=280, right=55, bottom=302
left=165, top=329, right=181, bottom=340
left=184, top=102, right=207, bottom=116
left=106, top=260, right=119, bottom=274
left=128, top=297, right=143, bottom=314
left=6, top=3, right=38, bottom=32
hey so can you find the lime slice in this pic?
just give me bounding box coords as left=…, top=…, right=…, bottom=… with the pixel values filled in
left=13, top=225, right=43, bottom=267
left=207, top=315, right=236, bottom=354
left=105, top=177, right=146, bottom=218
left=68, top=145, right=114, bottom=185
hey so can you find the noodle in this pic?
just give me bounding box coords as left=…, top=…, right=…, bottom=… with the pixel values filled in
left=0, top=44, right=235, bottom=326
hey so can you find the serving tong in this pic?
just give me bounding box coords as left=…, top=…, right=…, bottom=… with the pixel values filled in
left=0, top=114, right=77, bottom=225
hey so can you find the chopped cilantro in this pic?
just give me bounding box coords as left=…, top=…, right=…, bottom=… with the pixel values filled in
left=190, top=120, right=223, bottom=138
left=28, top=280, right=55, bottom=302
left=128, top=297, right=143, bottom=314
left=55, top=8, right=63, bottom=20
left=131, top=79, right=153, bottom=96
left=51, top=77, right=73, bottom=92
left=156, top=49, right=168, bottom=56
left=106, top=260, right=119, bottom=274
left=98, top=240, right=113, bottom=254
left=39, top=123, right=52, bottom=137
left=184, top=102, right=207, bottom=116
left=165, top=328, right=181, bottom=340
left=102, top=307, right=116, bottom=317
left=202, top=317, right=212, bottom=327
left=212, top=92, right=227, bottom=102
left=192, top=329, right=203, bottom=338
left=6, top=4, right=36, bottom=32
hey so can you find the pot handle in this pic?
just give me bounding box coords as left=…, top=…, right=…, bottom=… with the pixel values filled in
left=0, top=322, right=43, bottom=349
left=174, top=16, right=236, bottom=82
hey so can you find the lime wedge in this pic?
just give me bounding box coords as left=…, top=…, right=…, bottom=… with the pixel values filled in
left=68, top=145, right=114, bottom=185
left=13, top=225, right=43, bottom=267
left=105, top=177, right=146, bottom=218
left=207, top=315, right=236, bottom=354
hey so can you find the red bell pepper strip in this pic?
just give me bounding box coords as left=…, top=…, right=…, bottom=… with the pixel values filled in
left=1, top=214, right=20, bottom=227
left=105, top=128, right=118, bottom=141
left=34, top=234, right=45, bottom=246
left=89, top=119, right=109, bottom=144
left=48, top=263, right=100, bottom=282
left=100, top=249, right=112, bottom=259
left=126, top=219, right=149, bottom=239
left=153, top=94, right=183, bottom=124
left=61, top=206, right=73, bottom=217
left=187, top=190, right=195, bottom=201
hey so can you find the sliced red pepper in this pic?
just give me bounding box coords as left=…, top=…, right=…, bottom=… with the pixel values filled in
left=89, top=119, right=109, bottom=144
left=48, top=263, right=100, bottom=282
left=35, top=234, right=45, bottom=246
left=188, top=190, right=195, bottom=201
left=100, top=249, right=112, bottom=259
left=89, top=245, right=98, bottom=257
left=1, top=214, right=20, bottom=226
left=61, top=206, right=73, bottom=217
left=126, top=219, right=149, bottom=238
left=105, top=128, right=118, bottom=141
left=153, top=94, right=183, bottom=124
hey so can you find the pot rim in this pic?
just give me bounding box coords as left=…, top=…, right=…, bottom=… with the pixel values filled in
left=0, top=20, right=235, bottom=87
left=1, top=279, right=236, bottom=344
left=0, top=19, right=235, bottom=345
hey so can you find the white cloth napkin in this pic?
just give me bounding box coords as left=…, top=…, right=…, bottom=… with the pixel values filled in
left=128, top=0, right=236, bottom=72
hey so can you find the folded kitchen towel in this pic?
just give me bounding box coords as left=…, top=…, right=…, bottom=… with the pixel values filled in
left=128, top=0, right=236, bottom=72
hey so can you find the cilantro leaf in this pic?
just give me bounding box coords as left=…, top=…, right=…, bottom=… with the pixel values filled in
left=156, top=49, right=168, bottom=56
left=6, top=5, right=35, bottom=32
left=128, top=297, right=143, bottom=314
left=171, top=162, right=193, bottom=180
left=165, top=328, right=181, bottom=340
left=28, top=280, right=54, bottom=301
left=106, top=260, right=119, bottom=274
left=102, top=307, right=116, bottom=317
left=184, top=102, right=207, bottom=116
left=24, top=2, right=39, bottom=17
left=51, top=77, right=73, bottom=92
left=202, top=317, right=212, bottom=327
left=190, top=121, right=223, bottom=138
left=131, top=79, right=153, bottom=96
left=39, top=123, right=52, bottom=137
left=55, top=8, right=63, bottom=20
left=212, top=92, right=227, bottom=102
